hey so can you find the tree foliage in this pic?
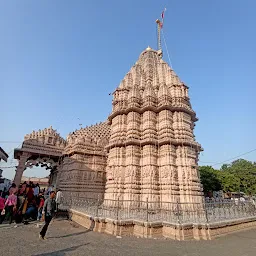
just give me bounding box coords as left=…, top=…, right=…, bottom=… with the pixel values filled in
left=199, top=159, right=256, bottom=195
left=199, top=166, right=222, bottom=193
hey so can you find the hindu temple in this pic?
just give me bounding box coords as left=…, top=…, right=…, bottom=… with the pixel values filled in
left=14, top=43, right=203, bottom=208
left=11, top=18, right=256, bottom=242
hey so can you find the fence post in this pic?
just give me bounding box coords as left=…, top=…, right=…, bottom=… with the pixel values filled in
left=96, top=194, right=100, bottom=217
left=146, top=197, right=149, bottom=222
left=204, top=201, right=209, bottom=223
left=116, top=197, right=120, bottom=220
left=177, top=200, right=181, bottom=224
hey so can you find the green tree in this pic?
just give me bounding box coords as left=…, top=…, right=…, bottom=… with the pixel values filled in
left=219, top=159, right=256, bottom=195
left=216, top=171, right=239, bottom=192
left=199, top=166, right=222, bottom=194
left=220, top=164, right=229, bottom=171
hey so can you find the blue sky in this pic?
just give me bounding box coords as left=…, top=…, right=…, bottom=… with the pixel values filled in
left=0, top=0, right=255, bottom=180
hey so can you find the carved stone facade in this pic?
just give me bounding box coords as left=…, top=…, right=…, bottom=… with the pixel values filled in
left=14, top=123, right=110, bottom=200
left=14, top=46, right=203, bottom=206
left=59, top=122, right=110, bottom=199
left=14, top=126, right=65, bottom=187
left=104, top=47, right=203, bottom=206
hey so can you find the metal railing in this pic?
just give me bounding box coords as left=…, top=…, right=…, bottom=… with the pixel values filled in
left=59, top=197, right=256, bottom=224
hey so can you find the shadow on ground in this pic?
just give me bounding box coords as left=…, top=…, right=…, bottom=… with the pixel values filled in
left=32, top=243, right=90, bottom=256
left=48, top=230, right=90, bottom=239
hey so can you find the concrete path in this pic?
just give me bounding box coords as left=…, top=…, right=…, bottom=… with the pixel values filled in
left=0, top=219, right=256, bottom=256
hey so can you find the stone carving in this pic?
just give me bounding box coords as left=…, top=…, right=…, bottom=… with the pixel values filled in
left=104, top=47, right=203, bottom=206
left=14, top=46, right=203, bottom=208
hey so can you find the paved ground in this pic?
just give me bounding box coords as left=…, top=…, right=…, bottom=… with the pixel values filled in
left=1, top=219, right=256, bottom=256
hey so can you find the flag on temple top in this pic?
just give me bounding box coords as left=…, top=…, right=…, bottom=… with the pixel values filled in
left=161, top=8, right=167, bottom=20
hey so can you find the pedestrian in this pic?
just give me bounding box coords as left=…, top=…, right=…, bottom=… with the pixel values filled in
left=46, top=185, right=53, bottom=196
left=0, top=194, right=5, bottom=224
left=39, top=191, right=56, bottom=240
left=55, top=189, right=63, bottom=213
left=2, top=187, right=8, bottom=199
left=23, top=198, right=37, bottom=224
left=5, top=191, right=17, bottom=224
left=20, top=182, right=27, bottom=195
left=26, top=185, right=34, bottom=203
left=37, top=194, right=45, bottom=221
left=34, top=183, right=40, bottom=197
left=15, top=190, right=25, bottom=224
left=9, top=183, right=17, bottom=195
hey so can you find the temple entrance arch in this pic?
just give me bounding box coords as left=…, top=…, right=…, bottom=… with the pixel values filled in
left=23, top=155, right=60, bottom=187
left=13, top=126, right=66, bottom=187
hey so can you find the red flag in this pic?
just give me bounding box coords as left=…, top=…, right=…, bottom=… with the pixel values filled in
left=161, top=8, right=167, bottom=20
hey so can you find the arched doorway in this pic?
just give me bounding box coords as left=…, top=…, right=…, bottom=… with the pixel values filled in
left=22, top=155, right=60, bottom=188
left=13, top=126, right=66, bottom=187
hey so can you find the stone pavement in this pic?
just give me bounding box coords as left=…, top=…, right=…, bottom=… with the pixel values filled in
left=0, top=219, right=256, bottom=256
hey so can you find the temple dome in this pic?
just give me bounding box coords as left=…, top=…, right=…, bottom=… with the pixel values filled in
left=66, top=121, right=111, bottom=145
left=113, top=47, right=184, bottom=94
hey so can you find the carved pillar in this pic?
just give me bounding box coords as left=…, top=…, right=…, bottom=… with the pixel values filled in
left=55, top=161, right=63, bottom=190
left=140, top=110, right=159, bottom=205
left=141, top=145, right=159, bottom=206
left=157, top=110, right=179, bottom=206
left=14, top=152, right=30, bottom=185
left=105, top=147, right=125, bottom=201
left=48, top=170, right=53, bottom=186
left=49, top=168, right=59, bottom=188
left=158, top=145, right=179, bottom=205
left=123, top=145, right=141, bottom=204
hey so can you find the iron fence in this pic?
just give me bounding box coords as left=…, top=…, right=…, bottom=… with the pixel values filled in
left=59, top=197, right=256, bottom=224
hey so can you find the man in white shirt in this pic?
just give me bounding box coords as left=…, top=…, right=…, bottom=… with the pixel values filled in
left=55, top=189, right=63, bottom=212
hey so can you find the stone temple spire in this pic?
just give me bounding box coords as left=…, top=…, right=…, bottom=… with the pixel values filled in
left=104, top=47, right=203, bottom=207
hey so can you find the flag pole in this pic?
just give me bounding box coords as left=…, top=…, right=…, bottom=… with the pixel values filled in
left=156, top=19, right=162, bottom=54
left=156, top=8, right=166, bottom=57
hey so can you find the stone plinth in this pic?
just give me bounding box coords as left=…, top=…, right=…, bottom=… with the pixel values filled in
left=70, top=209, right=256, bottom=241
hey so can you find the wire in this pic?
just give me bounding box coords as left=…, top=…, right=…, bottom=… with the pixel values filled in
left=198, top=148, right=256, bottom=167
left=199, top=161, right=219, bottom=164
left=211, top=148, right=256, bottom=167
left=161, top=29, right=173, bottom=68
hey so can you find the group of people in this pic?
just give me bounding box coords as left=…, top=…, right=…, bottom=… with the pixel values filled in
left=0, top=181, right=63, bottom=239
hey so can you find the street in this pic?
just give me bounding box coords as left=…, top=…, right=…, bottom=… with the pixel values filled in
left=0, top=219, right=256, bottom=256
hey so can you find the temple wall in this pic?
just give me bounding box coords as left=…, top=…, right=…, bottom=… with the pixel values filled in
left=59, top=154, right=106, bottom=201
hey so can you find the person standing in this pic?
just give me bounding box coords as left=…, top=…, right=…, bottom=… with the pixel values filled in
left=9, top=183, right=17, bottom=195
left=26, top=185, right=34, bottom=203
left=0, top=194, right=5, bottom=224
left=5, top=191, right=17, bottom=224
left=55, top=189, right=63, bottom=213
left=46, top=185, right=54, bottom=196
left=37, top=194, right=45, bottom=221
left=39, top=191, right=56, bottom=240
left=34, top=183, right=40, bottom=197
left=20, top=182, right=27, bottom=195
